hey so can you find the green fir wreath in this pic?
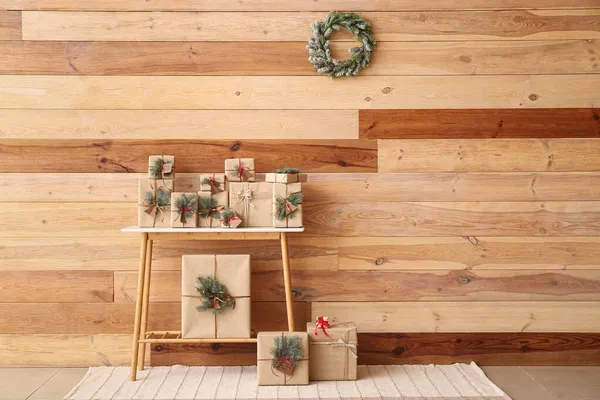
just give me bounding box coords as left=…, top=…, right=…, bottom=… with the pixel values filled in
left=307, top=11, right=376, bottom=78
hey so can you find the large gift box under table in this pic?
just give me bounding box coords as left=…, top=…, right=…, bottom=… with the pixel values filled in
left=181, top=255, right=251, bottom=339
left=307, top=320, right=358, bottom=381
left=257, top=332, right=309, bottom=386
left=229, top=182, right=273, bottom=227
left=138, top=179, right=173, bottom=227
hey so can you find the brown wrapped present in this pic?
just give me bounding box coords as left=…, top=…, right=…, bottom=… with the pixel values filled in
left=219, top=208, right=242, bottom=228
left=257, top=332, right=309, bottom=386
left=181, top=255, right=251, bottom=338
left=198, top=191, right=228, bottom=228
left=273, top=182, right=303, bottom=228
left=148, top=155, right=175, bottom=180
left=307, top=317, right=358, bottom=381
left=200, top=173, right=227, bottom=194
left=225, top=158, right=255, bottom=182
left=170, top=192, right=198, bottom=228
left=229, top=182, right=273, bottom=227
left=138, top=179, right=173, bottom=227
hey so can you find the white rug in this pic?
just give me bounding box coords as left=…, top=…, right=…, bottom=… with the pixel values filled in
left=64, top=363, right=511, bottom=400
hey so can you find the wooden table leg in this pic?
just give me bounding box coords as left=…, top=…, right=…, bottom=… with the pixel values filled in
left=280, top=232, right=295, bottom=331
left=130, top=232, right=148, bottom=381
left=138, top=238, right=153, bottom=370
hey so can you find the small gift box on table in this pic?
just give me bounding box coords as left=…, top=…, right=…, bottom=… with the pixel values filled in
left=265, top=167, right=301, bottom=183
left=138, top=179, right=173, bottom=227
left=225, top=158, right=255, bottom=182
left=198, top=174, right=229, bottom=228
left=307, top=317, right=358, bottom=381
left=273, top=182, right=303, bottom=228
left=181, top=255, right=251, bottom=338
left=148, top=155, right=175, bottom=180
left=257, top=332, right=309, bottom=386
left=219, top=208, right=242, bottom=228
left=229, top=182, right=273, bottom=227
left=170, top=192, right=198, bottom=228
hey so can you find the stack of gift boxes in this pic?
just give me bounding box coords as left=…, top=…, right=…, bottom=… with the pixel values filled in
left=138, top=155, right=304, bottom=229
left=181, top=254, right=358, bottom=385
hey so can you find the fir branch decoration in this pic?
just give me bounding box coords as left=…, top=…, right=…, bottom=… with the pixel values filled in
left=220, top=207, right=240, bottom=227
left=174, top=193, right=198, bottom=225
left=307, top=11, right=376, bottom=78
left=275, top=167, right=300, bottom=174
left=195, top=276, right=235, bottom=315
left=149, top=157, right=173, bottom=179
left=143, top=187, right=171, bottom=216
left=270, top=335, right=304, bottom=374
left=201, top=176, right=223, bottom=193
left=198, top=196, right=223, bottom=219
left=275, top=192, right=303, bottom=221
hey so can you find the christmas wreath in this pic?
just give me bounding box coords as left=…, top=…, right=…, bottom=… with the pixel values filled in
left=307, top=11, right=376, bottom=78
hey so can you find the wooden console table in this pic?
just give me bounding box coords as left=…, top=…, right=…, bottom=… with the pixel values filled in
left=121, top=227, right=305, bottom=381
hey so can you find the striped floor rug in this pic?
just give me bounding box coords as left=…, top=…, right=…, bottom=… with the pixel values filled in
left=64, top=363, right=511, bottom=400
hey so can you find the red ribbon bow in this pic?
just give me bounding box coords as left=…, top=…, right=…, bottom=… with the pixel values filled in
left=315, top=316, right=331, bottom=337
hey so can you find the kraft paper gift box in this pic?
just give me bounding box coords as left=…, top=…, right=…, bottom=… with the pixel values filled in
left=257, top=332, right=309, bottom=386
left=138, top=179, right=173, bottom=227
left=170, top=192, right=198, bottom=228
left=229, top=182, right=273, bottom=227
left=265, top=173, right=299, bottom=184
left=273, top=182, right=303, bottom=228
left=225, top=158, right=256, bottom=182
left=181, top=255, right=251, bottom=338
left=307, top=320, right=358, bottom=381
left=198, top=174, right=229, bottom=228
left=148, top=155, right=175, bottom=180
left=219, top=208, right=243, bottom=228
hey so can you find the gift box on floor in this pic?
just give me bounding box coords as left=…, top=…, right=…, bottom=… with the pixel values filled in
left=225, top=158, right=256, bottom=182
left=273, top=182, right=303, bottom=228
left=148, top=155, right=175, bottom=180
left=138, top=179, right=173, bottom=227
left=257, top=332, right=309, bottom=386
left=181, top=255, right=251, bottom=338
left=229, top=182, right=273, bottom=227
left=170, top=192, right=198, bottom=228
left=307, top=318, right=358, bottom=381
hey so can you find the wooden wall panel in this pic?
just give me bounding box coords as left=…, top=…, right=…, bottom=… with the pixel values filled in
left=21, top=11, right=600, bottom=42
left=0, top=75, right=598, bottom=109
left=0, top=140, right=376, bottom=173
left=338, top=237, right=600, bottom=271
left=0, top=11, right=21, bottom=39
left=378, top=139, right=600, bottom=172
left=360, top=109, right=600, bottom=139
left=114, top=269, right=600, bottom=303
left=4, top=172, right=600, bottom=203
left=4, top=0, right=597, bottom=11
left=3, top=40, right=599, bottom=75
left=0, top=110, right=358, bottom=139
left=312, top=302, right=600, bottom=332
left=0, top=271, right=113, bottom=302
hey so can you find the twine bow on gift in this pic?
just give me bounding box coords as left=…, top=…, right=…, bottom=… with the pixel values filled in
left=235, top=189, right=255, bottom=225
left=228, top=159, right=251, bottom=182
left=140, top=183, right=171, bottom=226
left=173, top=194, right=197, bottom=227
left=198, top=196, right=225, bottom=227
left=314, top=316, right=331, bottom=337
left=149, top=155, right=174, bottom=182
left=312, top=338, right=358, bottom=359
left=203, top=174, right=224, bottom=195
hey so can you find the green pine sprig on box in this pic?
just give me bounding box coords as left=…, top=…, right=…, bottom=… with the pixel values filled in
left=149, top=157, right=173, bottom=179
left=275, top=192, right=303, bottom=220
left=270, top=335, right=304, bottom=373
left=195, top=276, right=235, bottom=315
left=198, top=196, right=222, bottom=219
left=275, top=167, right=299, bottom=174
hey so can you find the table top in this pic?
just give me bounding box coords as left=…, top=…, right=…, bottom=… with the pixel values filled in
left=121, top=226, right=305, bottom=233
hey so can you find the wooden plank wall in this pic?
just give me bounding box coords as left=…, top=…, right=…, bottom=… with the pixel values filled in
left=1, top=1, right=599, bottom=367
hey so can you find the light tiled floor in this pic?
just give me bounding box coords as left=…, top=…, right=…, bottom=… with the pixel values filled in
left=0, top=366, right=598, bottom=400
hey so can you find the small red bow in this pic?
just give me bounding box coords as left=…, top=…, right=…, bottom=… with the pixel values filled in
left=315, top=316, right=330, bottom=337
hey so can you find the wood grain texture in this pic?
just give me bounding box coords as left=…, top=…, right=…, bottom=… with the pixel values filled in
left=0, top=235, right=337, bottom=271
left=338, top=237, right=600, bottom=270
left=304, top=201, right=600, bottom=237
left=0, top=334, right=144, bottom=367
left=312, top=301, right=600, bottom=332
left=21, top=11, right=600, bottom=41
left=0, top=140, right=376, bottom=173
left=2, top=40, right=599, bottom=76
left=378, top=139, right=600, bottom=172
left=358, top=333, right=600, bottom=366
left=0, top=109, right=358, bottom=139
left=0, top=11, right=21, bottom=39
left=360, top=109, right=600, bottom=139
left=4, top=172, right=600, bottom=203
left=114, top=269, right=600, bottom=303
left=0, top=75, right=598, bottom=109
left=4, top=0, right=597, bottom=11
left=0, top=271, right=113, bottom=302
